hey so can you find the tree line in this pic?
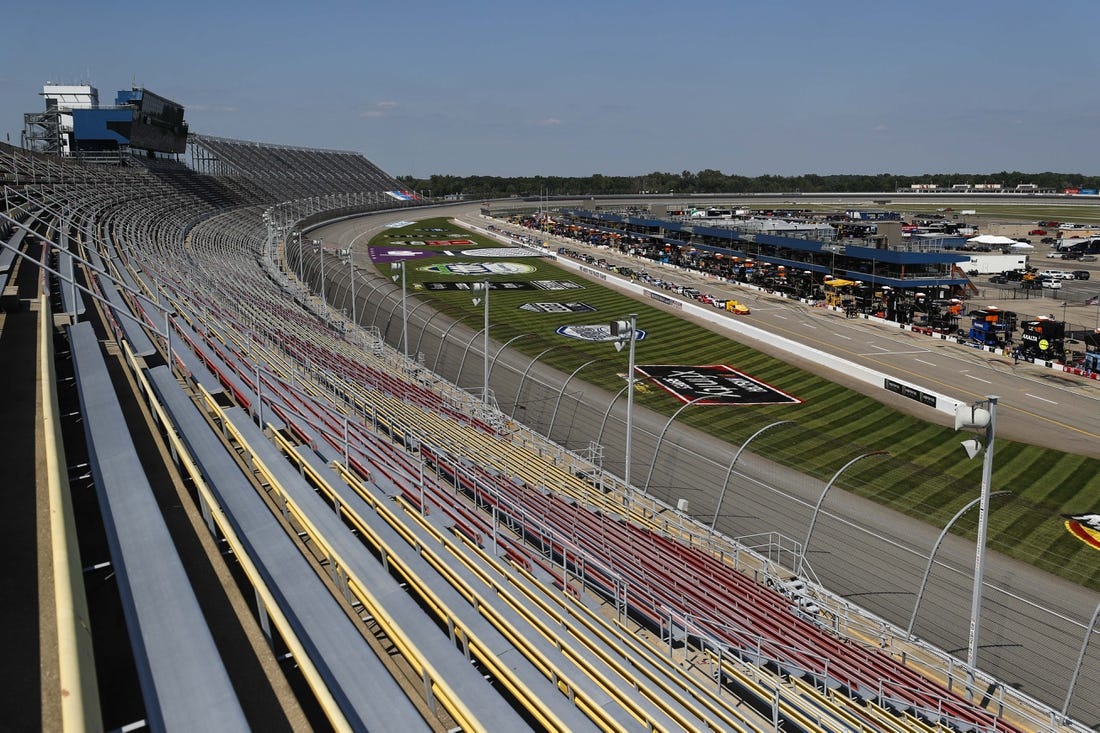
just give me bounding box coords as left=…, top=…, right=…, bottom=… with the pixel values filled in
left=396, top=170, right=1100, bottom=199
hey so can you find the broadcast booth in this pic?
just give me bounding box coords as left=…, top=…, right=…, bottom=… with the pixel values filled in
left=23, top=84, right=188, bottom=161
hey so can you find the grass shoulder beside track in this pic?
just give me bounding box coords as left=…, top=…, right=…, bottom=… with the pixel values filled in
left=369, top=217, right=1100, bottom=590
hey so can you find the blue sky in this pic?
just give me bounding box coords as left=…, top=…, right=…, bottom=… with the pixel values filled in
left=2, top=0, right=1097, bottom=178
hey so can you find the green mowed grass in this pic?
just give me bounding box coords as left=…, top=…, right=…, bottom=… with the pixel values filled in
left=371, top=218, right=1100, bottom=589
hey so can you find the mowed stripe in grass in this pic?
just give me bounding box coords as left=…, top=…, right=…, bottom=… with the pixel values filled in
left=373, top=218, right=1100, bottom=589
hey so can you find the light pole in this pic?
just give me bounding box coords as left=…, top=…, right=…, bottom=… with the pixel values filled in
left=314, top=238, right=326, bottom=317
left=907, top=490, right=1010, bottom=638
left=472, top=280, right=490, bottom=402
left=391, top=260, right=409, bottom=360
left=349, top=245, right=357, bottom=328
left=611, top=314, right=638, bottom=496
left=955, top=396, right=999, bottom=670
left=294, top=231, right=302, bottom=288
left=292, top=228, right=301, bottom=286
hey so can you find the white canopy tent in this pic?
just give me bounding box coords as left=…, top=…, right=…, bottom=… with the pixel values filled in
left=967, top=234, right=1019, bottom=246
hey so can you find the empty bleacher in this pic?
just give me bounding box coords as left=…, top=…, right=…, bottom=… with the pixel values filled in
left=68, top=322, right=250, bottom=732
left=1, top=135, right=1082, bottom=733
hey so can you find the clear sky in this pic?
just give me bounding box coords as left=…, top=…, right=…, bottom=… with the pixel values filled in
left=1, top=0, right=1097, bottom=178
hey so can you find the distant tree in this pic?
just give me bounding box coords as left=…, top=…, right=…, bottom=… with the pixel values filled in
left=398, top=169, right=1100, bottom=198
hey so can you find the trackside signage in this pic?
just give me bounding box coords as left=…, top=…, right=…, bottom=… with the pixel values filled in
left=637, top=365, right=801, bottom=405
left=884, top=378, right=938, bottom=408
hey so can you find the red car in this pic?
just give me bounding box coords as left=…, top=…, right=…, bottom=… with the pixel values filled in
left=1029, top=229, right=1047, bottom=235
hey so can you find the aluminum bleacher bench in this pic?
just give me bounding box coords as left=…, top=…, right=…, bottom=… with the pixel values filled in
left=67, top=322, right=249, bottom=732
left=96, top=273, right=157, bottom=357
left=285, top=442, right=539, bottom=731
left=57, top=249, right=86, bottom=316
left=227, top=404, right=575, bottom=730
left=255, top=429, right=626, bottom=731
left=0, top=223, right=27, bottom=273
left=166, top=316, right=225, bottom=396
left=0, top=223, right=29, bottom=293
left=143, top=366, right=430, bottom=732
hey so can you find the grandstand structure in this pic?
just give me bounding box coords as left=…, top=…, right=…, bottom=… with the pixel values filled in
left=1, top=134, right=1092, bottom=732
left=188, top=133, right=420, bottom=202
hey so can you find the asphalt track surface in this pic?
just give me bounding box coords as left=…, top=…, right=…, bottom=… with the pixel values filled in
left=304, top=202, right=1100, bottom=727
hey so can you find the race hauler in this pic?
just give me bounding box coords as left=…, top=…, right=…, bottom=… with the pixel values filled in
left=968, top=307, right=1015, bottom=347
left=1019, top=316, right=1065, bottom=361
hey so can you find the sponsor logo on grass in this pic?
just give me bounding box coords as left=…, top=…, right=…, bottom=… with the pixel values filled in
left=531, top=280, right=582, bottom=290
left=520, top=302, right=596, bottom=313
left=636, top=365, right=801, bottom=405
left=1064, top=513, right=1100, bottom=552
left=368, top=248, right=438, bottom=263
left=418, top=281, right=541, bottom=291
left=557, top=324, right=647, bottom=342
left=418, top=279, right=582, bottom=291
left=386, top=239, right=474, bottom=246
left=461, top=247, right=543, bottom=258
left=419, top=262, right=536, bottom=276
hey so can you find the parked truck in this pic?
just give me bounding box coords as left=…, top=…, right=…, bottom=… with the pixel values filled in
left=962, top=253, right=1029, bottom=275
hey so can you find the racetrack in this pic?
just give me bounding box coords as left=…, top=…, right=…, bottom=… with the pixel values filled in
left=304, top=202, right=1100, bottom=726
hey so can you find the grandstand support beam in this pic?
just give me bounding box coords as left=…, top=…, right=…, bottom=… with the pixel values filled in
left=431, top=315, right=477, bottom=374
left=510, top=345, right=571, bottom=419
left=488, top=333, right=535, bottom=385
left=642, top=395, right=711, bottom=495
left=400, top=299, right=436, bottom=348
left=907, top=491, right=1011, bottom=638
left=1062, top=601, right=1100, bottom=722
left=595, top=384, right=631, bottom=451
left=798, top=451, right=889, bottom=576
left=711, top=421, right=794, bottom=531
left=455, top=323, right=493, bottom=392
left=546, top=358, right=613, bottom=443
left=382, top=295, right=406, bottom=352
left=411, top=306, right=449, bottom=358
left=356, top=274, right=392, bottom=326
